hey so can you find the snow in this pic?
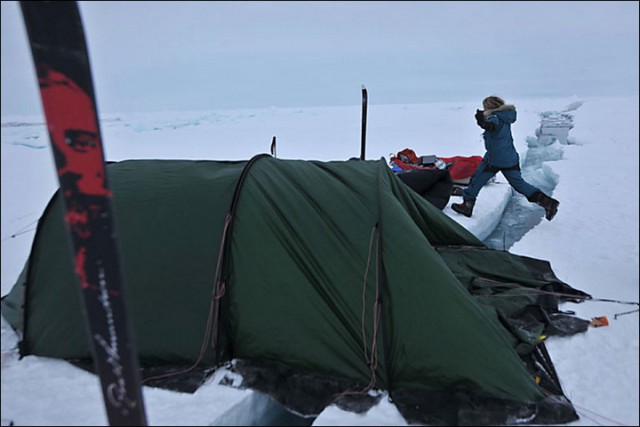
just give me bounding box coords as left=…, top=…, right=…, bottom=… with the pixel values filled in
left=2, top=95, right=638, bottom=426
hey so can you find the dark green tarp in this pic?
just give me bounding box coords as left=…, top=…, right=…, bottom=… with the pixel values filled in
left=1, top=156, right=589, bottom=425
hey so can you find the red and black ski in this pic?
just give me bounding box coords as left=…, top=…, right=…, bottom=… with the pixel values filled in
left=20, top=2, right=147, bottom=425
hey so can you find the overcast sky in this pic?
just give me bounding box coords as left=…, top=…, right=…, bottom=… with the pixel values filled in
left=2, top=1, right=638, bottom=116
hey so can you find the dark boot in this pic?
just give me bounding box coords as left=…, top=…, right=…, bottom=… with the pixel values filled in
left=533, top=192, right=559, bottom=221
left=451, top=186, right=464, bottom=197
left=451, top=199, right=475, bottom=218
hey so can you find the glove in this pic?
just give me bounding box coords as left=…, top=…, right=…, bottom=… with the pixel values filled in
left=475, top=109, right=496, bottom=131
left=475, top=109, right=486, bottom=127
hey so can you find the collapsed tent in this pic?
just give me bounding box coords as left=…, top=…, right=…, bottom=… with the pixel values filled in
left=396, top=168, right=453, bottom=209
left=1, top=156, right=591, bottom=425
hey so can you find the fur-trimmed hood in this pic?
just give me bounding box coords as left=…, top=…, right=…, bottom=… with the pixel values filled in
left=484, top=104, right=517, bottom=125
left=483, top=103, right=516, bottom=117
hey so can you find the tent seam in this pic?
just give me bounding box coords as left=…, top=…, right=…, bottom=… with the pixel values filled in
left=376, top=159, right=393, bottom=394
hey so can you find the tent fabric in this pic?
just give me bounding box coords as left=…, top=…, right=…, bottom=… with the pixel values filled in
left=395, top=168, right=453, bottom=209
left=1, top=156, right=589, bottom=425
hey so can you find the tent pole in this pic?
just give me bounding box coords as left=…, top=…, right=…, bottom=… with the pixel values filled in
left=360, top=85, right=368, bottom=160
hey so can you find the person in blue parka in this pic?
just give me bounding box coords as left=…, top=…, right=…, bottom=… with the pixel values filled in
left=452, top=96, right=560, bottom=220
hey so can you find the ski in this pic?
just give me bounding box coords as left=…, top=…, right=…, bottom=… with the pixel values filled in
left=360, top=85, right=368, bottom=160
left=270, top=135, right=277, bottom=158
left=20, top=2, right=147, bottom=425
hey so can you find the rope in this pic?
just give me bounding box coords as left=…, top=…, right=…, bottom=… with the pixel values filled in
left=141, top=213, right=232, bottom=385
left=360, top=226, right=376, bottom=361
left=614, top=308, right=639, bottom=319
left=336, top=224, right=381, bottom=399
left=141, top=287, right=216, bottom=384
left=478, top=279, right=634, bottom=425
left=366, top=228, right=381, bottom=392
left=574, top=404, right=627, bottom=426
left=210, top=213, right=233, bottom=353
left=141, top=155, right=267, bottom=385
left=474, top=279, right=639, bottom=307
left=1, top=219, right=39, bottom=242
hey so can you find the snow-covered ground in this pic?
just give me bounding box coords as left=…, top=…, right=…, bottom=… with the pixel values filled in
left=2, top=96, right=638, bottom=426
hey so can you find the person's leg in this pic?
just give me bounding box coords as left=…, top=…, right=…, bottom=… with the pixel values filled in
left=501, top=169, right=539, bottom=199
left=502, top=169, right=559, bottom=220
left=531, top=191, right=560, bottom=221
left=453, top=159, right=497, bottom=217
left=461, top=159, right=497, bottom=202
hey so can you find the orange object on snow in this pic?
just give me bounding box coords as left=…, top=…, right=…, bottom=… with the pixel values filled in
left=589, top=316, right=609, bottom=327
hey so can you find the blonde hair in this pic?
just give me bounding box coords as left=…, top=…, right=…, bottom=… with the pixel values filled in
left=482, top=96, right=505, bottom=110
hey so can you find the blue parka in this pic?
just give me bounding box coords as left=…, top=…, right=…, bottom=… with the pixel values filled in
left=482, top=105, right=519, bottom=168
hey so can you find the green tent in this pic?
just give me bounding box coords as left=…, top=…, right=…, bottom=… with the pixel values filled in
left=1, top=156, right=589, bottom=425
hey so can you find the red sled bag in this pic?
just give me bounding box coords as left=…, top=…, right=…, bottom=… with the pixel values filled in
left=396, top=148, right=421, bottom=165
left=391, top=148, right=438, bottom=171
left=437, top=156, right=483, bottom=183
